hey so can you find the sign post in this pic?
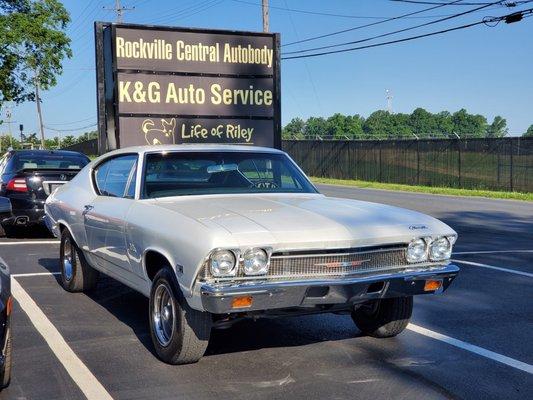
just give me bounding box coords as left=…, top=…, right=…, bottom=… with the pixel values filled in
left=95, top=22, right=281, bottom=154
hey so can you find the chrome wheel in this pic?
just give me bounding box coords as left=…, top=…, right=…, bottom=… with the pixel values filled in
left=152, top=283, right=176, bottom=347
left=62, top=237, right=74, bottom=282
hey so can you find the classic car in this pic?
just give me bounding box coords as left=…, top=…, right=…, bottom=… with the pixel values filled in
left=44, top=145, right=459, bottom=364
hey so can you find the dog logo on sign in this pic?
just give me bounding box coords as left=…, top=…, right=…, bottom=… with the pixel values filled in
left=141, top=118, right=176, bottom=145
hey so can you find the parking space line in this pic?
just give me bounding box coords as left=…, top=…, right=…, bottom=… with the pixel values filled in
left=407, top=324, right=533, bottom=374
left=0, top=240, right=59, bottom=245
left=12, top=272, right=60, bottom=278
left=11, top=278, right=114, bottom=400
left=451, top=259, right=533, bottom=278
left=453, top=250, right=533, bottom=255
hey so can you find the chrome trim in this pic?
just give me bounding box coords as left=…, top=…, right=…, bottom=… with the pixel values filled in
left=202, top=262, right=447, bottom=283
left=201, top=264, right=455, bottom=294
left=271, top=247, right=402, bottom=260
left=199, top=264, right=460, bottom=313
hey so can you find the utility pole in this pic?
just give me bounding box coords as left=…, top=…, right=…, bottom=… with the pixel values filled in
left=262, top=0, right=269, bottom=32
left=34, top=73, right=46, bottom=149
left=104, top=0, right=134, bottom=23
left=5, top=106, right=13, bottom=148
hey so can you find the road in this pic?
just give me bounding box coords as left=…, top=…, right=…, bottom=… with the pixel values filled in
left=0, top=185, right=531, bottom=400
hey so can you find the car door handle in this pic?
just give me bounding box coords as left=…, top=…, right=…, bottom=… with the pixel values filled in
left=82, top=204, right=94, bottom=215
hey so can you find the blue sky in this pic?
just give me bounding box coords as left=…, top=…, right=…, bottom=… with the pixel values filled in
left=5, top=0, right=533, bottom=139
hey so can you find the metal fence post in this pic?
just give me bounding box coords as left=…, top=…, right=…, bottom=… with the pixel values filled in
left=510, top=138, right=514, bottom=192
left=416, top=139, right=420, bottom=185
left=457, top=139, right=462, bottom=188
left=378, top=143, right=382, bottom=182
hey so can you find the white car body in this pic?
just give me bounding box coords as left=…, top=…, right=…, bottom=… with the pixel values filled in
left=45, top=145, right=459, bottom=314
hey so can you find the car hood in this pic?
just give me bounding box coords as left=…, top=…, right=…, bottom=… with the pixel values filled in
left=151, top=193, right=455, bottom=250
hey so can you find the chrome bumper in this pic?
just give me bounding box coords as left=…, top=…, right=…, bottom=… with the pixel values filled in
left=200, top=264, right=459, bottom=314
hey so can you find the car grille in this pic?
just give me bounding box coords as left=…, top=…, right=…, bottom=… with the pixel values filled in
left=200, top=245, right=433, bottom=282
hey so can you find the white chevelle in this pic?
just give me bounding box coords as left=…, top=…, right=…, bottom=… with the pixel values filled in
left=45, top=145, right=459, bottom=364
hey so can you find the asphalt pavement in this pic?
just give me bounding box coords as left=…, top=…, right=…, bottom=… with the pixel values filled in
left=0, top=185, right=531, bottom=400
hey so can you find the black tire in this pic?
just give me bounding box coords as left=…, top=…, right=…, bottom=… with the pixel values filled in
left=352, top=296, right=413, bottom=338
left=149, top=267, right=212, bottom=365
left=59, top=229, right=99, bottom=292
left=0, top=328, right=12, bottom=389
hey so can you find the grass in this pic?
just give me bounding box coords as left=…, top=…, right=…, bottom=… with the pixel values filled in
left=311, top=177, right=533, bottom=202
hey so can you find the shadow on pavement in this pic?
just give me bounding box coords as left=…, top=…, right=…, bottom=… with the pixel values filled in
left=37, top=256, right=361, bottom=359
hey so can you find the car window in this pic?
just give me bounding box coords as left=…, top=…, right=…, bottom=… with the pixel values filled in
left=94, top=154, right=137, bottom=198
left=143, top=152, right=317, bottom=198
left=4, top=152, right=89, bottom=173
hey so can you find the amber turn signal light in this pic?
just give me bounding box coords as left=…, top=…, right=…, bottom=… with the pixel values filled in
left=231, top=296, right=253, bottom=308
left=424, top=279, right=442, bottom=292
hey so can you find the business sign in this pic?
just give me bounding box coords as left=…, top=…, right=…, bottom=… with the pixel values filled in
left=95, top=23, right=281, bottom=153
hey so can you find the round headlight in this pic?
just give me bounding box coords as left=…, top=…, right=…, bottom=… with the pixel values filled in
left=429, top=237, right=452, bottom=261
left=406, top=238, right=428, bottom=263
left=243, top=248, right=269, bottom=275
left=210, top=250, right=236, bottom=277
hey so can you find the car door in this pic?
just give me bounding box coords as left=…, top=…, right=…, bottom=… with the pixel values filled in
left=83, top=154, right=138, bottom=278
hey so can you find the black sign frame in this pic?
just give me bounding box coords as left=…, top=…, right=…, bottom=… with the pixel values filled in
left=95, top=22, right=281, bottom=154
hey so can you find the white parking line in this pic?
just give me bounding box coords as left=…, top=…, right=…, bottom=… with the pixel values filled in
left=407, top=324, right=533, bottom=374
left=12, top=272, right=60, bottom=278
left=453, top=250, right=533, bottom=255
left=452, top=259, right=533, bottom=278
left=11, top=278, right=114, bottom=400
left=0, top=240, right=59, bottom=245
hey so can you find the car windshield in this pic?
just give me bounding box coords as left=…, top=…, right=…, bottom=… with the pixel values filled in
left=6, top=152, right=89, bottom=173
left=142, top=151, right=317, bottom=198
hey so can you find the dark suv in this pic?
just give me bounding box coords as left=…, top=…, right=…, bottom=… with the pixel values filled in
left=0, top=150, right=90, bottom=229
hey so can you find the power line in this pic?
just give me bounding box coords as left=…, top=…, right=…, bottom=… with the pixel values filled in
left=281, top=8, right=533, bottom=60
left=284, top=0, right=509, bottom=56
left=282, top=0, right=464, bottom=47
left=390, top=0, right=525, bottom=5
left=47, top=116, right=97, bottom=126
left=149, top=0, right=223, bottom=24
left=45, top=123, right=97, bottom=133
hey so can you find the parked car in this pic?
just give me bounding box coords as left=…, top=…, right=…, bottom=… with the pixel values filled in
left=0, top=150, right=90, bottom=231
left=0, top=198, right=12, bottom=236
left=0, top=256, right=12, bottom=389
left=44, top=145, right=459, bottom=364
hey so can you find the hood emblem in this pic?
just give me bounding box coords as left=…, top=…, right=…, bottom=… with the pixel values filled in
left=315, top=259, right=370, bottom=268
left=59, top=174, right=67, bottom=181
left=409, top=224, right=428, bottom=230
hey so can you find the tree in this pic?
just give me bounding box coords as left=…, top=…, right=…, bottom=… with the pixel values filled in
left=522, top=125, right=533, bottom=137
left=486, top=116, right=508, bottom=138
left=304, top=117, right=327, bottom=139
left=0, top=0, right=71, bottom=108
left=409, top=107, right=437, bottom=138
left=282, top=117, right=305, bottom=139
left=60, top=135, right=76, bottom=147
left=451, top=109, right=487, bottom=138
left=363, top=110, right=395, bottom=138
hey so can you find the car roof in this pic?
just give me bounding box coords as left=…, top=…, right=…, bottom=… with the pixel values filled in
left=103, top=144, right=286, bottom=158
left=9, top=149, right=88, bottom=157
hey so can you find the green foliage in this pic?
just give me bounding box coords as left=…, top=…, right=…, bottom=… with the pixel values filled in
left=284, top=108, right=509, bottom=140
left=523, top=125, right=533, bottom=137
left=486, top=116, right=508, bottom=138
left=282, top=117, right=305, bottom=139
left=0, top=0, right=71, bottom=108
